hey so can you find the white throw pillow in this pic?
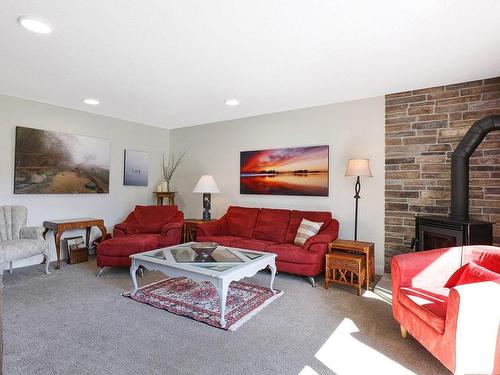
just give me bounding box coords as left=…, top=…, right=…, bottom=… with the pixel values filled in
left=294, top=218, right=323, bottom=246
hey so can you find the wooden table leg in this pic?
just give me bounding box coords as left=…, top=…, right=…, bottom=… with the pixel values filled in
left=54, top=230, right=63, bottom=270
left=365, top=250, right=370, bottom=290
left=85, top=227, right=91, bottom=255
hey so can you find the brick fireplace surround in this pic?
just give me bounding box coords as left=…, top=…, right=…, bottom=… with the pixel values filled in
left=385, top=77, right=500, bottom=271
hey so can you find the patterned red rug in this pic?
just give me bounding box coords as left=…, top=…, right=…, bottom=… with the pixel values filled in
left=123, top=277, right=283, bottom=331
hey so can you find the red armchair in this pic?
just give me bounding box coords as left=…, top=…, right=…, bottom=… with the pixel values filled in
left=391, top=245, right=500, bottom=375
left=197, top=206, right=339, bottom=285
left=96, top=205, right=184, bottom=270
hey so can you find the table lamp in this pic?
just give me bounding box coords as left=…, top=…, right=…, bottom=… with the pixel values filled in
left=345, top=159, right=372, bottom=241
left=193, top=175, right=220, bottom=220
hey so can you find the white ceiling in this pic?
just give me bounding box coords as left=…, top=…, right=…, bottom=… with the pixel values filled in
left=1, top=1, right=500, bottom=129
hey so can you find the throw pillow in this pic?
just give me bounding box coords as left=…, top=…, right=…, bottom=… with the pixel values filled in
left=294, top=218, right=323, bottom=247
left=455, top=262, right=500, bottom=286
left=444, top=264, right=468, bottom=288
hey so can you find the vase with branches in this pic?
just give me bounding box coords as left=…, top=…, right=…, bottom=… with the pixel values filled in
left=162, top=151, right=186, bottom=192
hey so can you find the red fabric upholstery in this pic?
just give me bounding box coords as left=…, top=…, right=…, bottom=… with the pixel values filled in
left=96, top=235, right=159, bottom=267
left=253, top=208, right=291, bottom=243
left=284, top=210, right=332, bottom=243
left=225, top=206, right=259, bottom=238
left=392, top=245, right=500, bottom=374
left=133, top=205, right=179, bottom=233
left=230, top=238, right=277, bottom=251
left=399, top=287, right=448, bottom=334
left=102, top=205, right=183, bottom=268
left=197, top=206, right=339, bottom=277
left=455, top=261, right=500, bottom=286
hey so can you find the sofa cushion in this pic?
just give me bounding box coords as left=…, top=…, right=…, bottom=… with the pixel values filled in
left=196, top=235, right=243, bottom=247
left=134, top=205, right=178, bottom=233
left=266, top=243, right=323, bottom=265
left=253, top=208, right=291, bottom=243
left=97, top=235, right=159, bottom=257
left=230, top=238, right=277, bottom=251
left=226, top=206, right=260, bottom=238
left=399, top=286, right=449, bottom=334
left=285, top=210, right=332, bottom=243
left=455, top=262, right=500, bottom=286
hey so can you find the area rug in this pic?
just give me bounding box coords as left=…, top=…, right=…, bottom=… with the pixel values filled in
left=123, top=277, right=283, bottom=331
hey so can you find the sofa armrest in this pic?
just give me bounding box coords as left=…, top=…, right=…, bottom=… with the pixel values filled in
left=449, top=280, right=500, bottom=375
left=160, top=212, right=184, bottom=236
left=19, top=226, right=45, bottom=240
left=303, top=220, right=339, bottom=251
left=197, top=217, right=228, bottom=237
left=391, top=247, right=462, bottom=290
left=113, top=222, right=141, bottom=237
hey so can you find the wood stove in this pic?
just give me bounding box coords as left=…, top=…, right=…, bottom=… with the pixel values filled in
left=413, top=115, right=499, bottom=251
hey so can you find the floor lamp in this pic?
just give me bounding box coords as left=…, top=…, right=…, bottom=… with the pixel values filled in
left=193, top=175, right=220, bottom=220
left=345, top=159, right=372, bottom=241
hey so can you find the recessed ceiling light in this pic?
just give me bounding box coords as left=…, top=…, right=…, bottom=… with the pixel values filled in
left=83, top=98, right=100, bottom=106
left=18, top=16, right=52, bottom=34
left=224, top=99, right=239, bottom=106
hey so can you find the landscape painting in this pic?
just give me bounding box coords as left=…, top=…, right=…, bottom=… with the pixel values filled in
left=14, top=126, right=110, bottom=194
left=240, top=145, right=329, bottom=196
left=123, top=149, right=148, bottom=186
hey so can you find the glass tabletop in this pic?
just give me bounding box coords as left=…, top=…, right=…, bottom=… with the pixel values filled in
left=140, top=244, right=267, bottom=274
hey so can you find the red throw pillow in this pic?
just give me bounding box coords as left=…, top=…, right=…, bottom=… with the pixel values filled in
left=444, top=264, right=468, bottom=288
left=455, top=262, right=500, bottom=286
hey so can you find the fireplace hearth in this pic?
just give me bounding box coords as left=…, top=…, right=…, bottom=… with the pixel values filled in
left=413, top=115, right=499, bottom=252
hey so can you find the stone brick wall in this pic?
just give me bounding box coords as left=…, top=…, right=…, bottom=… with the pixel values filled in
left=385, top=77, right=500, bottom=271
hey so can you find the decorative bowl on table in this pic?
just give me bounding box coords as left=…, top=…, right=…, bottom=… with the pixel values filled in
left=190, top=242, right=219, bottom=258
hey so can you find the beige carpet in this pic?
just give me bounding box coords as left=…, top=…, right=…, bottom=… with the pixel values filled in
left=2, top=258, right=451, bottom=375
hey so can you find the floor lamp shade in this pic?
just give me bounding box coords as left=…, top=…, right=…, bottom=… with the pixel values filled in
left=193, top=175, right=220, bottom=220
left=345, top=159, right=372, bottom=241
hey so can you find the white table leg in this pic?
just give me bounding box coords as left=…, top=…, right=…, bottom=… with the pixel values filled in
left=130, top=260, right=139, bottom=294
left=269, top=261, right=277, bottom=294
left=216, top=279, right=229, bottom=328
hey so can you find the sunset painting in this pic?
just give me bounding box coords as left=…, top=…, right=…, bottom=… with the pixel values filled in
left=240, top=145, right=329, bottom=196
left=14, top=126, right=110, bottom=194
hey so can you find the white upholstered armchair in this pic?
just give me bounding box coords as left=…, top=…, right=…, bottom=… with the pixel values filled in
left=0, top=206, right=50, bottom=275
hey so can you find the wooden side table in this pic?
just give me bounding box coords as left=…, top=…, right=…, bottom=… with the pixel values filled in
left=328, top=239, right=375, bottom=289
left=154, top=191, right=176, bottom=205
left=183, top=219, right=215, bottom=242
left=325, top=251, right=366, bottom=296
left=43, top=218, right=107, bottom=270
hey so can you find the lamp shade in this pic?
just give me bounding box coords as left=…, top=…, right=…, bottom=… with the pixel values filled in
left=192, top=175, right=220, bottom=193
left=345, top=159, right=372, bottom=177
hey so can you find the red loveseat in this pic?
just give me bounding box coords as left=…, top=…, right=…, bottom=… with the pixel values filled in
left=96, top=205, right=184, bottom=270
left=197, top=206, right=339, bottom=285
left=392, top=245, right=500, bottom=375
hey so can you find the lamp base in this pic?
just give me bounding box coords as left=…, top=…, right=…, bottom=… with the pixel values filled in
left=202, top=193, right=211, bottom=220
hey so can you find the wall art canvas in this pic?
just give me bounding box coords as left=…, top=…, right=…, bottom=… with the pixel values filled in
left=123, top=149, right=149, bottom=186
left=14, top=126, right=110, bottom=194
left=240, top=145, right=329, bottom=196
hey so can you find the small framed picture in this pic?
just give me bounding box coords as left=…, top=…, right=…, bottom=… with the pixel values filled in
left=65, top=236, right=86, bottom=252
left=124, top=149, right=149, bottom=186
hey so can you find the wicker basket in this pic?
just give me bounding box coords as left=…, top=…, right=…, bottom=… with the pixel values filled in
left=68, top=247, right=88, bottom=264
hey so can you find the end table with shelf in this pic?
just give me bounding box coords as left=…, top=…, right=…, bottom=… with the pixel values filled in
left=154, top=191, right=176, bottom=206
left=183, top=219, right=216, bottom=242
left=328, top=239, right=375, bottom=289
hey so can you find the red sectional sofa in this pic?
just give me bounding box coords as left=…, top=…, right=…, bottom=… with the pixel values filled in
left=392, top=245, right=500, bottom=374
left=197, top=206, right=339, bottom=283
left=96, top=205, right=184, bottom=269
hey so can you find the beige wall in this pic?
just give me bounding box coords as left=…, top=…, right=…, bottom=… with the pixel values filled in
left=170, top=97, right=386, bottom=274
left=0, top=95, right=170, bottom=268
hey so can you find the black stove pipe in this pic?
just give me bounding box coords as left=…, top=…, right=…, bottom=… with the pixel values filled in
left=450, top=115, right=500, bottom=221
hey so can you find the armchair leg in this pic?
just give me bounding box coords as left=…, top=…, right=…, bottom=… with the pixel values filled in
left=43, top=254, right=51, bottom=275
left=306, top=276, right=317, bottom=287
left=96, top=267, right=109, bottom=277
left=400, top=325, right=408, bottom=339
left=9, top=261, right=13, bottom=274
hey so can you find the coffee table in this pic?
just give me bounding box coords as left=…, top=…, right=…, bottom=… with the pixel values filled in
left=129, top=243, right=277, bottom=328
